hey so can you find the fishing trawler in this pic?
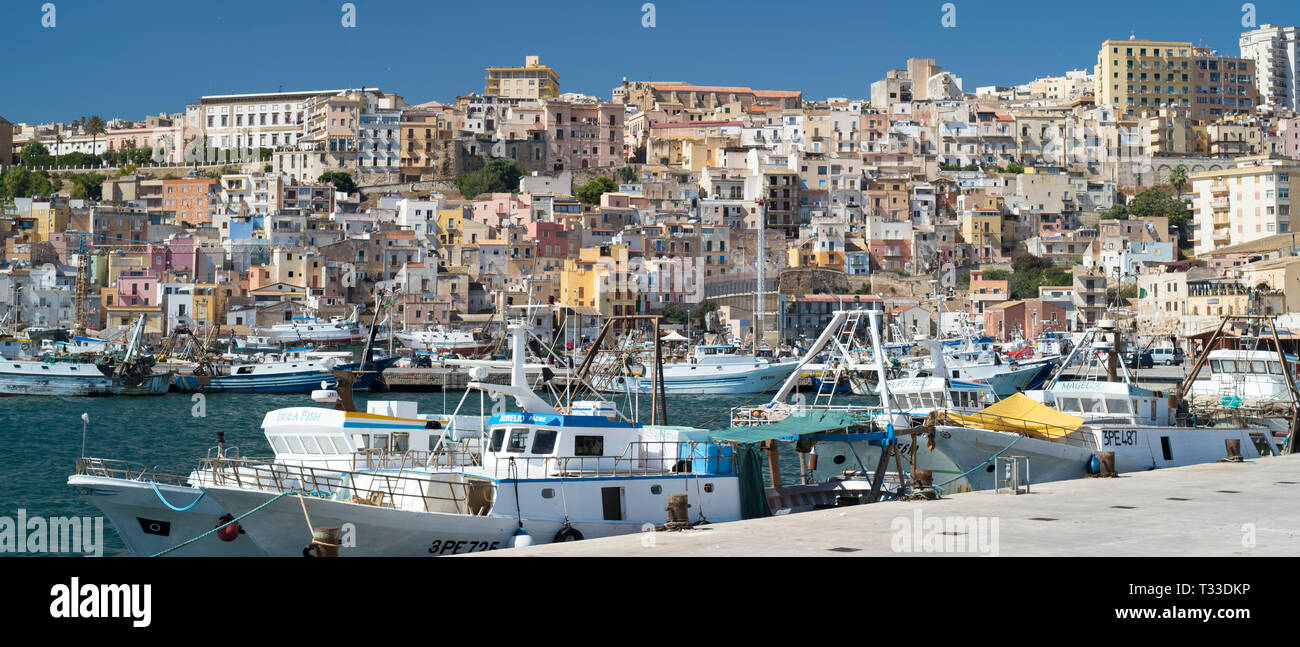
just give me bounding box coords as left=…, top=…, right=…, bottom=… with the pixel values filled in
left=395, top=326, right=495, bottom=357
left=171, top=352, right=398, bottom=393
left=1188, top=349, right=1299, bottom=413
left=200, top=317, right=749, bottom=556
left=735, top=311, right=1286, bottom=495
left=608, top=344, right=801, bottom=395
left=254, top=307, right=365, bottom=345
left=0, top=316, right=171, bottom=396
left=69, top=386, right=485, bottom=557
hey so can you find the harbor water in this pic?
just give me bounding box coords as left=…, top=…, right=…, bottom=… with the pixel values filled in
left=1, top=390, right=871, bottom=556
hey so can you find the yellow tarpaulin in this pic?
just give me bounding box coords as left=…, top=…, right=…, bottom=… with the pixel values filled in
left=938, top=392, right=1085, bottom=440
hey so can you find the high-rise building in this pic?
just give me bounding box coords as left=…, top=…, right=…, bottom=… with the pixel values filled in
left=1096, top=38, right=1195, bottom=115
left=1191, top=46, right=1258, bottom=121
left=485, top=55, right=559, bottom=100
left=1240, top=25, right=1300, bottom=113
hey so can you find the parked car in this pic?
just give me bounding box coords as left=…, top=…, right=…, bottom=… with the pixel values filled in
left=1150, top=347, right=1185, bottom=366
left=1125, top=350, right=1154, bottom=369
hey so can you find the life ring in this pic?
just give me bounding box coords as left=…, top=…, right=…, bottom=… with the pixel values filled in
left=751, top=410, right=767, bottom=420
left=256, top=355, right=266, bottom=364
left=553, top=525, right=584, bottom=542
left=20, top=342, right=30, bottom=351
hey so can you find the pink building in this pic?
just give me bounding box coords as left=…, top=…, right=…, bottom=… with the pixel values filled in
left=113, top=270, right=161, bottom=307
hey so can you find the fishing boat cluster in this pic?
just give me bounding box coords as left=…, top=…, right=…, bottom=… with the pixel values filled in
left=51, top=301, right=1300, bottom=557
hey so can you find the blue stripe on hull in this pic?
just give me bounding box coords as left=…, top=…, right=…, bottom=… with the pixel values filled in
left=173, top=358, right=395, bottom=393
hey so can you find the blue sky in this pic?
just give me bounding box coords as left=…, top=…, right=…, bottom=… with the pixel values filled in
left=1, top=0, right=1298, bottom=123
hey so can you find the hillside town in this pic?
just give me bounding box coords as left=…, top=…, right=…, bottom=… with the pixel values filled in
left=5, top=27, right=1300, bottom=351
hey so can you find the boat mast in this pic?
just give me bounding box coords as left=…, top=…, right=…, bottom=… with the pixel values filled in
left=754, top=198, right=765, bottom=355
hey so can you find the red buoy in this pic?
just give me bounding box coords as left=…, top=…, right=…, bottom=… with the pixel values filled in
left=216, top=519, right=240, bottom=542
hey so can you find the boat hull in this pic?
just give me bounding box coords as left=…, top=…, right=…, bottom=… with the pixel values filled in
left=67, top=475, right=266, bottom=557
left=810, top=423, right=1280, bottom=493
left=172, top=357, right=397, bottom=393
left=610, top=361, right=800, bottom=395
left=0, top=369, right=172, bottom=396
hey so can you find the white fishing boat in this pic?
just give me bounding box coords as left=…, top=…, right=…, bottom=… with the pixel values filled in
left=608, top=344, right=801, bottom=395
left=394, top=326, right=495, bottom=357
left=254, top=306, right=365, bottom=345
left=69, top=398, right=485, bottom=557
left=200, top=318, right=750, bottom=556
left=1188, top=349, right=1299, bottom=412
left=736, top=311, right=1287, bottom=496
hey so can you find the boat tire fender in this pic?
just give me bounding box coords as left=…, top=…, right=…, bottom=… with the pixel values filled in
left=554, top=525, right=584, bottom=543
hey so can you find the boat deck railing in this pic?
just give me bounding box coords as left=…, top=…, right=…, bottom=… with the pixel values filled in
left=201, top=457, right=490, bottom=515
left=75, top=457, right=194, bottom=487
left=488, top=441, right=739, bottom=480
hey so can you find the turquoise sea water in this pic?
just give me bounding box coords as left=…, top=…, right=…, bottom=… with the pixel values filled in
left=0, top=390, right=871, bottom=556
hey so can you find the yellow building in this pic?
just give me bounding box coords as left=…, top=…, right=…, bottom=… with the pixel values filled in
left=438, top=207, right=468, bottom=246
left=1096, top=39, right=1193, bottom=115
left=485, top=55, right=559, bottom=100
left=30, top=200, right=70, bottom=243
left=192, top=283, right=226, bottom=325
left=960, top=210, right=1004, bottom=263
left=559, top=244, right=640, bottom=319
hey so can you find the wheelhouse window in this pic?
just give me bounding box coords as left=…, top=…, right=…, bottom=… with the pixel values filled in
left=285, top=436, right=305, bottom=454
left=269, top=436, right=289, bottom=454
left=392, top=433, right=410, bottom=453
left=574, top=435, right=604, bottom=456
left=1105, top=398, right=1131, bottom=414
left=531, top=428, right=557, bottom=454
left=352, top=433, right=370, bottom=449
left=507, top=428, right=529, bottom=453
left=490, top=428, right=506, bottom=452
left=1269, top=362, right=1283, bottom=375
left=1058, top=397, right=1080, bottom=411
left=299, top=436, right=321, bottom=454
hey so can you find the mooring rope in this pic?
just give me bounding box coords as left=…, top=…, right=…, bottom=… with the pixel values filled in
left=150, top=491, right=295, bottom=557
left=148, top=481, right=206, bottom=512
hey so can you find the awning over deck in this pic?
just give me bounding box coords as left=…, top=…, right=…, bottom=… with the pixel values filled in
left=938, top=393, right=1084, bottom=440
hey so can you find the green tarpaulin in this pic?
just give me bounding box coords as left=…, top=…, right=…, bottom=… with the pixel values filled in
left=708, top=409, right=867, bottom=443
left=736, top=444, right=772, bottom=519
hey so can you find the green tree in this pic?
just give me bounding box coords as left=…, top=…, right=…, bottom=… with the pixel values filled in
left=618, top=166, right=637, bottom=184
left=453, top=159, right=523, bottom=199
left=576, top=176, right=618, bottom=205
left=0, top=167, right=58, bottom=201
left=20, top=142, right=49, bottom=163
left=68, top=173, right=104, bottom=200
left=662, top=303, right=688, bottom=324
left=1099, top=202, right=1129, bottom=220
left=318, top=171, right=359, bottom=194
left=84, top=116, right=107, bottom=167
left=1169, top=165, right=1189, bottom=194
left=1126, top=188, right=1192, bottom=247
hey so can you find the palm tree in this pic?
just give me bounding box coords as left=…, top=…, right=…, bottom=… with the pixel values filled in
left=1170, top=165, right=1188, bottom=195
left=54, top=134, right=64, bottom=168
left=85, top=115, right=107, bottom=167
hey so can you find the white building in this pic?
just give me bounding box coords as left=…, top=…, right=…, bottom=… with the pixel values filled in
left=1240, top=25, right=1300, bottom=113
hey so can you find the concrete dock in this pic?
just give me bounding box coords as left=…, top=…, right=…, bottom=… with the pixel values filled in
left=486, top=454, right=1300, bottom=557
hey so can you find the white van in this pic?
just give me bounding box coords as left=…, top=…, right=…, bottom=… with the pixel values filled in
left=1150, top=347, right=1185, bottom=366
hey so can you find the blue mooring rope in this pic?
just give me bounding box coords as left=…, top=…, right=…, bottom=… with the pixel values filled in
left=148, top=481, right=206, bottom=512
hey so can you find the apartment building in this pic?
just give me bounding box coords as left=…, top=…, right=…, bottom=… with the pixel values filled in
left=542, top=100, right=624, bottom=171
left=1191, top=47, right=1258, bottom=122
left=485, top=56, right=559, bottom=100
left=1239, top=25, right=1300, bottom=112
left=1096, top=38, right=1194, bottom=115
left=1190, top=156, right=1300, bottom=255
left=193, top=88, right=347, bottom=150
